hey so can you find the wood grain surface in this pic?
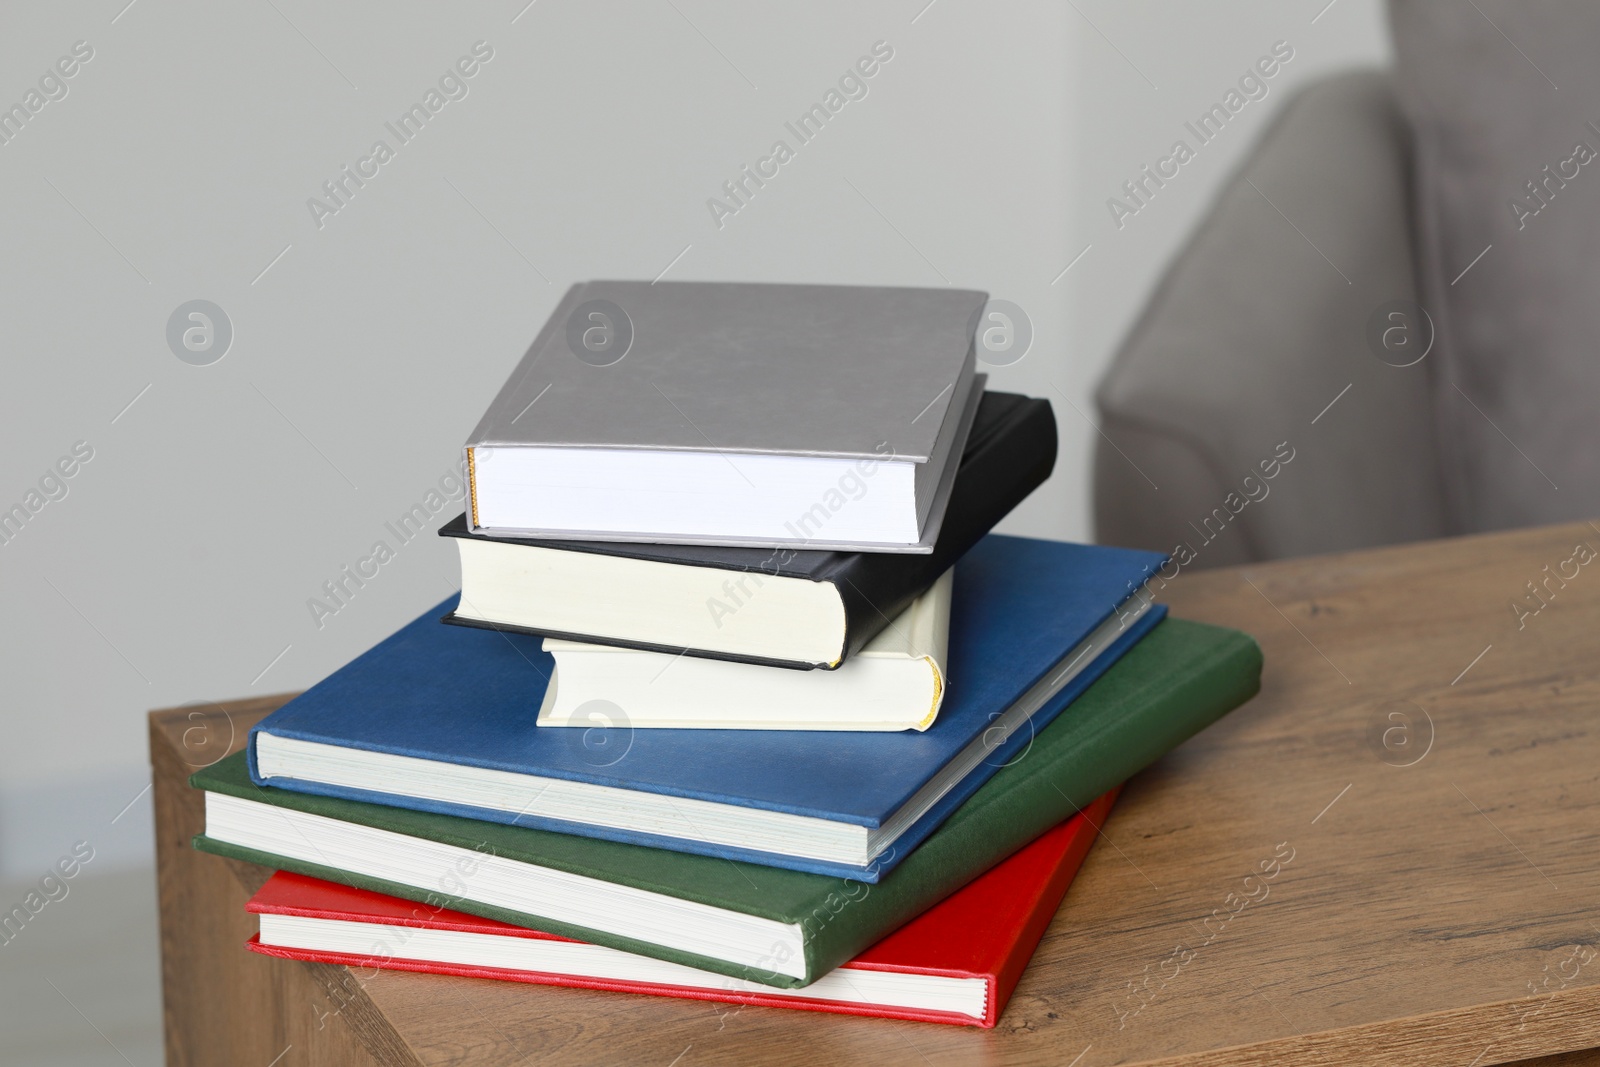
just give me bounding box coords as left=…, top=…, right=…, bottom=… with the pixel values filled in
left=151, top=519, right=1600, bottom=1066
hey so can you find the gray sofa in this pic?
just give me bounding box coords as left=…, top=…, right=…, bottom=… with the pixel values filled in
left=1093, top=3, right=1600, bottom=565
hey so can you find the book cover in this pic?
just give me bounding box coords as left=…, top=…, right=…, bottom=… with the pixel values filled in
left=442, top=390, right=1060, bottom=669
left=244, top=790, right=1119, bottom=1028
left=467, top=281, right=984, bottom=463
left=194, top=617, right=1263, bottom=988
left=246, top=534, right=1167, bottom=877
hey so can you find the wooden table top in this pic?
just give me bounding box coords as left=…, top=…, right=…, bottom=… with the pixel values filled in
left=151, top=519, right=1600, bottom=1066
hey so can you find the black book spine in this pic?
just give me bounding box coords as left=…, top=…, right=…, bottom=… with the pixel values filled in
left=827, top=398, right=1058, bottom=662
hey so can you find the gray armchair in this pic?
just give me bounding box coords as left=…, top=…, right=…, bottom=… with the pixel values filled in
left=1093, top=71, right=1449, bottom=567
left=1094, top=3, right=1600, bottom=565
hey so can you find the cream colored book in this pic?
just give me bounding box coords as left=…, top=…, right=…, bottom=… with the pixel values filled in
left=537, top=570, right=952, bottom=732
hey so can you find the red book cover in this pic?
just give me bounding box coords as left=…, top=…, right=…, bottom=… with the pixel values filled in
left=246, top=789, right=1117, bottom=1028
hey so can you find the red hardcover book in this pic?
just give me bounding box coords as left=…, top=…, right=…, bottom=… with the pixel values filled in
left=246, top=789, right=1117, bottom=1028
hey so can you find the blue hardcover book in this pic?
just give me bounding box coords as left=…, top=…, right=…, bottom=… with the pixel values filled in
left=248, top=535, right=1165, bottom=880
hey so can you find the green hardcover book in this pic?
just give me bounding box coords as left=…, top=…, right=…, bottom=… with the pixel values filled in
left=192, top=617, right=1260, bottom=989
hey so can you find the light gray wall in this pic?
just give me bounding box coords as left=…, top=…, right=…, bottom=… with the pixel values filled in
left=0, top=0, right=1389, bottom=877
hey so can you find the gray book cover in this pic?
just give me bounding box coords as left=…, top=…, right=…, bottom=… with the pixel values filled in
left=466, top=280, right=986, bottom=462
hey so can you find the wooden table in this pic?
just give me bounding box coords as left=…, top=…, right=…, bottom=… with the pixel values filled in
left=152, top=520, right=1600, bottom=1066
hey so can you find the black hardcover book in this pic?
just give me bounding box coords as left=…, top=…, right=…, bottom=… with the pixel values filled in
left=439, top=392, right=1057, bottom=670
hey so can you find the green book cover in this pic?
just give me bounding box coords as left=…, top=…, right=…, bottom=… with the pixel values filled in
left=192, top=617, right=1260, bottom=988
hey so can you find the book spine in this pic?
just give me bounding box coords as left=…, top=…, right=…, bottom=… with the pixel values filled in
left=798, top=631, right=1260, bottom=983
left=987, top=788, right=1119, bottom=1022
left=829, top=398, right=1058, bottom=661
left=462, top=281, right=588, bottom=532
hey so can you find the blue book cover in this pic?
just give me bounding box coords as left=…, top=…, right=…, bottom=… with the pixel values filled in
left=248, top=534, right=1165, bottom=880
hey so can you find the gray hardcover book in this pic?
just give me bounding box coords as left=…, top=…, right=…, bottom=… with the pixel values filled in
left=464, top=280, right=985, bottom=552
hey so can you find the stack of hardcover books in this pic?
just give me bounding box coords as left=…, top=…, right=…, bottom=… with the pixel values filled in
left=191, top=281, right=1262, bottom=1027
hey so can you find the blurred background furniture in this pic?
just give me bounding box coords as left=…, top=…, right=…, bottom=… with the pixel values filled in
left=1094, top=3, right=1600, bottom=565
